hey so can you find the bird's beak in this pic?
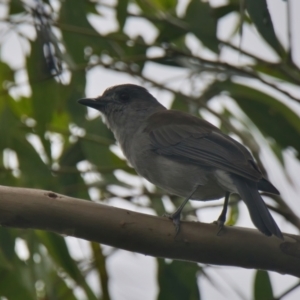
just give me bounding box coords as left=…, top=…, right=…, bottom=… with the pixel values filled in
left=78, top=97, right=107, bottom=110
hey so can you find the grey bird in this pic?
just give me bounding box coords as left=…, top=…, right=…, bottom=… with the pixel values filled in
left=78, top=84, right=283, bottom=239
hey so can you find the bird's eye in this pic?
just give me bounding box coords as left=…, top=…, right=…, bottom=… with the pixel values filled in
left=120, top=93, right=129, bottom=101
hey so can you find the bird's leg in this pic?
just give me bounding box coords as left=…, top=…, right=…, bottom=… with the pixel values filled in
left=215, top=191, right=230, bottom=235
left=164, top=186, right=199, bottom=235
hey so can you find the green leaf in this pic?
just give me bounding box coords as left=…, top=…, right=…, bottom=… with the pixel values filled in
left=13, top=137, right=53, bottom=188
left=184, top=0, right=219, bottom=53
left=116, top=0, right=129, bottom=29
left=218, top=81, right=300, bottom=155
left=27, top=35, right=66, bottom=159
left=0, top=266, right=36, bottom=299
left=66, top=71, right=87, bottom=124
left=81, top=139, right=126, bottom=169
left=0, top=228, right=16, bottom=261
left=0, top=103, right=20, bottom=150
left=58, top=140, right=89, bottom=198
left=35, top=231, right=98, bottom=300
left=79, top=117, right=127, bottom=169
left=59, top=0, right=103, bottom=65
left=226, top=195, right=240, bottom=226
left=152, top=0, right=177, bottom=10
left=254, top=270, right=273, bottom=300
left=84, top=117, right=114, bottom=141
left=9, top=0, right=25, bottom=15
left=245, top=0, right=285, bottom=57
left=253, top=64, right=296, bottom=83
left=158, top=259, right=200, bottom=300
left=212, top=3, right=240, bottom=20
left=0, top=61, right=14, bottom=91
left=171, top=93, right=189, bottom=112
left=0, top=230, right=36, bottom=299
left=8, top=96, right=33, bottom=118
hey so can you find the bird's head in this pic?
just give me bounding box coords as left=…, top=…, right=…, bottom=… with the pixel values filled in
left=78, top=84, right=163, bottom=115
left=78, top=84, right=166, bottom=133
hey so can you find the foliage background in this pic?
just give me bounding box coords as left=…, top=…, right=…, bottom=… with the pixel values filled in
left=0, top=0, right=300, bottom=299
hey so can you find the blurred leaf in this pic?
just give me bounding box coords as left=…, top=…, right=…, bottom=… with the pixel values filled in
left=217, top=81, right=300, bottom=155
left=66, top=71, right=87, bottom=124
left=171, top=93, right=189, bottom=112
left=152, top=0, right=177, bottom=10
left=158, top=259, right=200, bottom=300
left=136, top=0, right=176, bottom=14
left=13, top=137, right=53, bottom=188
left=9, top=0, right=25, bottom=15
left=8, top=97, right=32, bottom=118
left=60, top=140, right=85, bottom=167
left=90, top=242, right=110, bottom=300
left=0, top=61, right=14, bottom=91
left=36, top=231, right=98, bottom=300
left=245, top=0, right=284, bottom=57
left=59, top=0, right=103, bottom=64
left=27, top=34, right=52, bottom=83
left=184, top=0, right=219, bottom=53
left=212, top=3, right=240, bottom=19
left=58, top=141, right=89, bottom=198
left=269, top=140, right=284, bottom=164
left=254, top=270, right=273, bottom=300
left=253, top=64, right=295, bottom=82
left=150, top=194, right=166, bottom=216
left=157, top=21, right=187, bottom=46
left=79, top=117, right=123, bottom=170
left=0, top=230, right=35, bottom=298
left=81, top=139, right=126, bottom=169
left=116, top=0, right=129, bottom=29
left=0, top=265, right=36, bottom=299
left=83, top=115, right=114, bottom=141
left=0, top=104, right=20, bottom=150
left=226, top=195, right=239, bottom=226
left=27, top=35, right=64, bottom=159
left=0, top=228, right=16, bottom=261
left=51, top=109, right=71, bottom=131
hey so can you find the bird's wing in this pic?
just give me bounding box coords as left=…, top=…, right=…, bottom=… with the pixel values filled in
left=144, top=110, right=262, bottom=181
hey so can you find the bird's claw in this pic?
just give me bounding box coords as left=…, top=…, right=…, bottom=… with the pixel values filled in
left=213, top=219, right=225, bottom=236
left=163, top=212, right=181, bottom=236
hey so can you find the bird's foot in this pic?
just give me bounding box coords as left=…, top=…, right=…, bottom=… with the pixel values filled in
left=163, top=212, right=181, bottom=236
left=213, top=219, right=225, bottom=236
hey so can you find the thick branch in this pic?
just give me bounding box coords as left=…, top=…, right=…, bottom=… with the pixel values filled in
left=0, top=185, right=299, bottom=276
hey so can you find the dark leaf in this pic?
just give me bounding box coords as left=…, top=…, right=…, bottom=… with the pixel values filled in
left=66, top=71, right=87, bottom=124
left=217, top=81, right=300, bottom=155
left=36, top=231, right=98, bottom=300
left=212, top=3, right=240, bottom=20
left=254, top=270, right=273, bottom=300
left=116, top=0, right=129, bottom=30
left=184, top=0, right=219, bottom=53
left=158, top=259, right=201, bottom=300
left=245, top=0, right=285, bottom=57
left=171, top=93, right=189, bottom=112
left=58, top=141, right=89, bottom=198
left=13, top=137, right=53, bottom=188
left=59, top=0, right=104, bottom=64
left=0, top=103, right=20, bottom=150
left=9, top=0, right=25, bottom=15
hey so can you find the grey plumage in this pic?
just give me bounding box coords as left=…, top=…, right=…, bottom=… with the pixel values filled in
left=78, top=84, right=283, bottom=239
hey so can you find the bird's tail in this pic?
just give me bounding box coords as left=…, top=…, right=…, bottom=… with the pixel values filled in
left=231, top=175, right=283, bottom=239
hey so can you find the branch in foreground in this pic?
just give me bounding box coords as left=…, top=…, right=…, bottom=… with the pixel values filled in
left=0, top=185, right=299, bottom=277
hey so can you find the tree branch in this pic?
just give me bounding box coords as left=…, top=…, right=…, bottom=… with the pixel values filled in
left=0, top=185, right=299, bottom=277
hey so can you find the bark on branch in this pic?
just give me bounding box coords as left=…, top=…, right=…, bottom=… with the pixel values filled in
left=0, top=185, right=299, bottom=276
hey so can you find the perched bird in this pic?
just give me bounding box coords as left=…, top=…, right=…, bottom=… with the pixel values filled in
left=78, top=84, right=283, bottom=239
